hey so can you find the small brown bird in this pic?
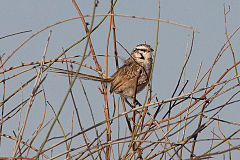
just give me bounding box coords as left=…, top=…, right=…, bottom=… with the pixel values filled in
left=51, top=44, right=153, bottom=98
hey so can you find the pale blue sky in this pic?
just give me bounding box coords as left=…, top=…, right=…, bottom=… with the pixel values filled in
left=1, top=0, right=240, bottom=159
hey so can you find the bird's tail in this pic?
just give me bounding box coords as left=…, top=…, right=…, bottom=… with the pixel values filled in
left=49, top=67, right=111, bottom=82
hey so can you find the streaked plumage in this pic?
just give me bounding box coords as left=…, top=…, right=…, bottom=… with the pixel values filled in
left=51, top=44, right=153, bottom=98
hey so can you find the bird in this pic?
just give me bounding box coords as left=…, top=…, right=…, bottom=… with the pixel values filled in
left=51, top=44, right=153, bottom=98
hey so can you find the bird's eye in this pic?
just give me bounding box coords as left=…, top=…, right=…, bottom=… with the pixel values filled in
left=137, top=49, right=147, bottom=52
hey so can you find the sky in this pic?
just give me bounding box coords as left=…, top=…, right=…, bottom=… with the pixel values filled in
left=1, top=0, right=240, bottom=159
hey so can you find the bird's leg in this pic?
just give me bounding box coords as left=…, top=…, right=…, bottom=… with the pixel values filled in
left=121, top=97, right=133, bottom=133
left=135, top=99, right=142, bottom=106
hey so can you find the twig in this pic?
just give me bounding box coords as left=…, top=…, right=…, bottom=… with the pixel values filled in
left=0, top=30, right=32, bottom=40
